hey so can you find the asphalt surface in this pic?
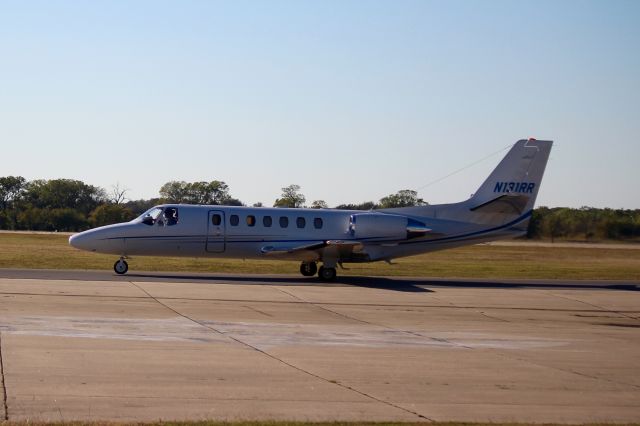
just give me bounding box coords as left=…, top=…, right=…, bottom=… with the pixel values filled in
left=0, top=269, right=639, bottom=422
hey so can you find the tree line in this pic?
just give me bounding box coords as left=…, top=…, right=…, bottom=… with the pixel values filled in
left=527, top=206, right=640, bottom=242
left=0, top=176, right=638, bottom=241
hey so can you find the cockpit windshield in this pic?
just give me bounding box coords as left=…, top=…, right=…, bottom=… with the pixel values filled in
left=137, top=207, right=163, bottom=225
left=136, top=207, right=179, bottom=226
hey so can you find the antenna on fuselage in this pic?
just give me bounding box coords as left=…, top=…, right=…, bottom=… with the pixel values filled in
left=413, top=143, right=514, bottom=193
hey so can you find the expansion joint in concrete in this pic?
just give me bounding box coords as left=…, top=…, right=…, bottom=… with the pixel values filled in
left=273, top=287, right=439, bottom=419
left=130, top=281, right=433, bottom=422
left=0, top=331, right=9, bottom=421
left=276, top=287, right=472, bottom=349
left=548, top=291, right=640, bottom=323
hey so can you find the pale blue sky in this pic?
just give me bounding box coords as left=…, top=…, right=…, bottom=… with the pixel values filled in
left=1, top=0, right=639, bottom=208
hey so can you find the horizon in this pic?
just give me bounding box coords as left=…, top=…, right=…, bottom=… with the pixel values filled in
left=5, top=170, right=640, bottom=211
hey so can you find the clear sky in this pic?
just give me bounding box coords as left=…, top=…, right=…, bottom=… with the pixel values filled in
left=1, top=0, right=639, bottom=208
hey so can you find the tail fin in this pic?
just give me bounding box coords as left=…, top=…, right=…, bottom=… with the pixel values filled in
left=379, top=138, right=552, bottom=227
left=469, top=138, right=552, bottom=214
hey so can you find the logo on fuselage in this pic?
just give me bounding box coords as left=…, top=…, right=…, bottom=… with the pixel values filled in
left=494, top=182, right=535, bottom=193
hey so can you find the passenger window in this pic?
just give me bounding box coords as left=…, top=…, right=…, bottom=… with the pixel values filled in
left=263, top=216, right=272, bottom=227
left=212, top=214, right=221, bottom=226
left=279, top=216, right=289, bottom=228
left=230, top=215, right=239, bottom=226
left=314, top=217, right=323, bottom=229
left=296, top=217, right=306, bottom=228
left=164, top=207, right=179, bottom=226
left=246, top=215, right=256, bottom=227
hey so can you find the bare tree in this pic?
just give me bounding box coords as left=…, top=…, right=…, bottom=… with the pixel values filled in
left=110, top=183, right=129, bottom=205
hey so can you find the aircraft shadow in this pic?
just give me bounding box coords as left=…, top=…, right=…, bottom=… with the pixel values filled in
left=124, top=273, right=639, bottom=292
left=125, top=273, right=432, bottom=293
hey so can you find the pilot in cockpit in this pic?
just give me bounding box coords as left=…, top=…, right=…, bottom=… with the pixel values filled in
left=164, top=207, right=178, bottom=226
left=139, top=206, right=179, bottom=227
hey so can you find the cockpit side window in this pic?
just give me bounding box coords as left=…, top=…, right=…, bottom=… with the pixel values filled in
left=164, top=207, right=179, bottom=226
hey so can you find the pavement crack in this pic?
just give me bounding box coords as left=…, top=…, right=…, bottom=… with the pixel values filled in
left=130, top=281, right=432, bottom=422
left=0, top=331, right=9, bottom=421
left=276, top=287, right=373, bottom=325
left=547, top=291, right=640, bottom=322
left=2, top=290, right=639, bottom=315
left=474, top=292, right=640, bottom=390
left=492, top=350, right=640, bottom=390
left=243, top=305, right=273, bottom=317
left=477, top=311, right=511, bottom=322
left=276, top=287, right=472, bottom=349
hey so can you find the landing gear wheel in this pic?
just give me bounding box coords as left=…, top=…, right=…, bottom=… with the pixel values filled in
left=300, top=262, right=318, bottom=277
left=318, top=266, right=337, bottom=282
left=114, top=259, right=128, bottom=275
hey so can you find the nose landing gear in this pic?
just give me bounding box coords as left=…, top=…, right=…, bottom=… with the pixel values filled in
left=114, top=257, right=129, bottom=275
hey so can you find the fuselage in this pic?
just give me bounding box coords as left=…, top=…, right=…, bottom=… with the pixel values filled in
left=69, top=204, right=531, bottom=263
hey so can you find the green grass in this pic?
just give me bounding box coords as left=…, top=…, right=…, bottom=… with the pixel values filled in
left=0, top=233, right=639, bottom=280
left=2, top=422, right=639, bottom=426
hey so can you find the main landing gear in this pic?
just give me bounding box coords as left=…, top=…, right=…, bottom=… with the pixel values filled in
left=114, top=257, right=128, bottom=275
left=318, top=265, right=337, bottom=281
left=299, top=261, right=337, bottom=282
left=299, top=261, right=318, bottom=277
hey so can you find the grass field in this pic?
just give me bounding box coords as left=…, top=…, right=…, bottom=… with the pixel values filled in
left=2, top=423, right=640, bottom=426
left=0, top=233, right=639, bottom=280
left=4, top=422, right=640, bottom=426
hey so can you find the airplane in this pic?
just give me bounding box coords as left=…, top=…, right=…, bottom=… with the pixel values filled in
left=69, top=138, right=552, bottom=281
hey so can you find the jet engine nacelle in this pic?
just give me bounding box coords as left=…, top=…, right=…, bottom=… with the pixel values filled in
left=348, top=213, right=430, bottom=240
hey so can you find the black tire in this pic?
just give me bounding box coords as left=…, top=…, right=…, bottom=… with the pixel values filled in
left=318, top=266, right=337, bottom=281
left=300, top=262, right=318, bottom=277
left=114, top=259, right=128, bottom=275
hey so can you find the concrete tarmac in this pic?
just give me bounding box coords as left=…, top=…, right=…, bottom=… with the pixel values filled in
left=0, top=269, right=638, bottom=423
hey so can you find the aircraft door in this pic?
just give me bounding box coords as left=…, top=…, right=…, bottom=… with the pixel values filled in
left=206, top=210, right=226, bottom=253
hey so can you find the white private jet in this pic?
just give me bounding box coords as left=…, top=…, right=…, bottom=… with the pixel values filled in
left=70, top=138, right=552, bottom=281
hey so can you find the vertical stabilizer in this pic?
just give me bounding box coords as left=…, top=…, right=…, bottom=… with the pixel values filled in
left=469, top=139, right=552, bottom=215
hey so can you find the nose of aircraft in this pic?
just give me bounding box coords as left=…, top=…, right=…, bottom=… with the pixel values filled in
left=69, top=224, right=128, bottom=254
left=69, top=230, right=95, bottom=251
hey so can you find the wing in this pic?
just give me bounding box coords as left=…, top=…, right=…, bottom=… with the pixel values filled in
left=260, top=240, right=366, bottom=261
left=260, top=241, right=326, bottom=255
